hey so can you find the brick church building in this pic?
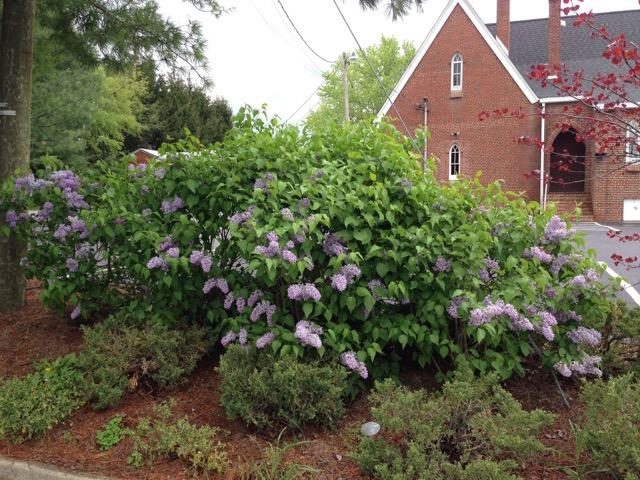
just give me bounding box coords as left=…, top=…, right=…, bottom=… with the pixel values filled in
left=378, top=0, right=640, bottom=221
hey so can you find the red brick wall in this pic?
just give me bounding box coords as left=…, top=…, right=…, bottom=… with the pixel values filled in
left=386, top=4, right=542, bottom=202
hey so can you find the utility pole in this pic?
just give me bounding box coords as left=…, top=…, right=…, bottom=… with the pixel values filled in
left=341, top=52, right=350, bottom=122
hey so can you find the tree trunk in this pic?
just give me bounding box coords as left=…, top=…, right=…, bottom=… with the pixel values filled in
left=0, top=0, right=36, bottom=311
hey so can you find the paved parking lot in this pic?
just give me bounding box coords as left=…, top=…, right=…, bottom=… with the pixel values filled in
left=575, top=222, right=640, bottom=307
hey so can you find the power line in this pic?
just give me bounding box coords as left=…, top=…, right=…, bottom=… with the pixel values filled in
left=330, top=0, right=422, bottom=156
left=275, top=0, right=333, bottom=64
left=285, top=84, right=322, bottom=123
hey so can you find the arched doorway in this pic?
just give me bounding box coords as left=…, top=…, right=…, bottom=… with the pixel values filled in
left=549, top=128, right=586, bottom=193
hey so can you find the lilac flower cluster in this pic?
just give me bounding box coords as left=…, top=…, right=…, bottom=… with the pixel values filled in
left=331, top=264, right=362, bottom=292
left=287, top=283, right=321, bottom=302
left=447, top=295, right=466, bottom=319
left=74, top=243, right=92, bottom=259
left=160, top=196, right=184, bottom=214
left=224, top=292, right=235, bottom=309
left=66, top=258, right=79, bottom=273
left=147, top=256, right=169, bottom=271
left=236, top=297, right=246, bottom=314
left=536, top=311, right=558, bottom=341
left=567, top=327, right=601, bottom=347
left=255, top=232, right=299, bottom=264
left=189, top=250, right=213, bottom=273
left=53, top=216, right=89, bottom=242
left=203, top=277, right=229, bottom=295
left=255, top=331, right=276, bottom=349
left=250, top=300, right=276, bottom=325
left=159, top=236, right=174, bottom=252
left=433, top=256, right=452, bottom=273
left=281, top=208, right=294, bottom=221
left=154, top=167, right=167, bottom=179
left=469, top=299, right=534, bottom=332
left=128, top=163, right=147, bottom=177
left=478, top=258, right=500, bottom=282
left=247, top=290, right=264, bottom=307
left=523, top=246, right=553, bottom=264
left=34, top=202, right=54, bottom=223
left=550, top=254, right=582, bottom=275
left=166, top=247, right=180, bottom=258
left=554, top=354, right=602, bottom=378
left=294, top=320, right=323, bottom=348
left=15, top=174, right=52, bottom=193
left=220, top=330, right=237, bottom=347
left=340, top=351, right=368, bottom=379
left=50, top=170, right=82, bottom=191
left=6, top=210, right=20, bottom=229
left=544, top=215, right=575, bottom=244
left=229, top=207, right=253, bottom=226
left=323, top=234, right=347, bottom=257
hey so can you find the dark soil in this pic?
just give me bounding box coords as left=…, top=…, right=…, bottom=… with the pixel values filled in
left=0, top=282, right=593, bottom=479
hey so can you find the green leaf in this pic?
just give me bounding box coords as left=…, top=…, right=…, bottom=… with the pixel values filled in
left=303, top=302, right=313, bottom=318
left=186, top=179, right=199, bottom=193
left=353, top=229, right=372, bottom=244
left=346, top=296, right=357, bottom=312
left=399, top=334, right=408, bottom=348
left=376, top=262, right=390, bottom=278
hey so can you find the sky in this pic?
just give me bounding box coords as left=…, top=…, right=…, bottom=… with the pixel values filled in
left=158, top=0, right=639, bottom=122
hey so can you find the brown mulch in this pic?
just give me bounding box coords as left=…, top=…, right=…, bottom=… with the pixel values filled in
left=0, top=282, right=594, bottom=479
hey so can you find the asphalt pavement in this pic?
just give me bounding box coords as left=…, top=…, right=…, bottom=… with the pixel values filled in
left=574, top=222, right=640, bottom=307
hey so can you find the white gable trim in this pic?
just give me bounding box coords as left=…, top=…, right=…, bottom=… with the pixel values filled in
left=376, top=0, right=539, bottom=120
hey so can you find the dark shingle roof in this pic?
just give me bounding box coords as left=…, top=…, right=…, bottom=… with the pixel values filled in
left=486, top=9, right=640, bottom=99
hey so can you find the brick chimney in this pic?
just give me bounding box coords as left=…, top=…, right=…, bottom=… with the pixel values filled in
left=496, top=0, right=511, bottom=51
left=548, top=0, right=561, bottom=67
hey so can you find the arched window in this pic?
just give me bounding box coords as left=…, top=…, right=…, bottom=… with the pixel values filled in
left=627, top=120, right=639, bottom=163
left=451, top=53, right=463, bottom=91
left=449, top=145, right=460, bottom=180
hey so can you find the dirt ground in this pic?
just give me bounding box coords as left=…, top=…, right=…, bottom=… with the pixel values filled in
left=0, top=281, right=594, bottom=479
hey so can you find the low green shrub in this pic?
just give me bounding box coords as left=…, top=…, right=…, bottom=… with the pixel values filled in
left=574, top=373, right=640, bottom=479
left=0, top=354, right=86, bottom=442
left=353, top=364, right=554, bottom=479
left=217, top=345, right=347, bottom=431
left=96, top=415, right=126, bottom=451
left=127, top=399, right=228, bottom=474
left=79, top=318, right=208, bottom=409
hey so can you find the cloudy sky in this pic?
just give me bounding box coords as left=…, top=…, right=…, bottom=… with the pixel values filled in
left=158, top=0, right=639, bottom=122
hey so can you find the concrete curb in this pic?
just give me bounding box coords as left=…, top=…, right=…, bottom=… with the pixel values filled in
left=0, top=456, right=114, bottom=480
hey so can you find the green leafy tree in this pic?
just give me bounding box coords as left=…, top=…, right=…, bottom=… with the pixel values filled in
left=306, top=36, right=415, bottom=126
left=126, top=74, right=233, bottom=150
left=358, top=0, right=424, bottom=20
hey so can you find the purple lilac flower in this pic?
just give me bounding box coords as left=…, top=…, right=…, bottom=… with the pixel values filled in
left=281, top=208, right=294, bottom=221
left=553, top=362, right=572, bottom=378
left=34, top=202, right=54, bottom=223
left=64, top=190, right=89, bottom=209
left=6, top=210, right=19, bottom=228
left=166, top=247, right=180, bottom=258
left=566, top=310, right=583, bottom=322
left=523, top=246, right=553, bottom=264
left=585, top=268, right=599, bottom=282
left=323, top=234, right=346, bottom=257
left=255, top=241, right=280, bottom=258
left=200, top=255, right=212, bottom=273
left=250, top=300, right=276, bottom=325
left=544, top=215, right=575, bottom=243
left=236, top=297, right=246, bottom=314
left=53, top=224, right=72, bottom=241
left=400, top=178, right=412, bottom=188
left=224, top=292, right=235, bottom=310
left=434, top=256, right=452, bottom=273
left=203, top=278, right=229, bottom=295
left=567, top=327, right=601, bottom=347
left=70, top=304, right=81, bottom=320
left=551, top=254, right=572, bottom=275
left=299, top=197, right=310, bottom=210
left=68, top=216, right=88, bottom=237
left=340, top=351, right=368, bottom=379
left=478, top=269, right=492, bottom=282
left=447, top=296, right=465, bottom=319
left=49, top=170, right=81, bottom=191
left=331, top=273, right=348, bottom=292
left=142, top=208, right=152, bottom=216
left=75, top=243, right=92, bottom=259
left=469, top=299, right=533, bottom=332
left=160, top=196, right=184, bottom=214
left=537, top=311, right=558, bottom=341
left=570, top=275, right=588, bottom=288
left=220, top=331, right=237, bottom=347
left=229, top=208, right=253, bottom=226
left=293, top=234, right=305, bottom=244
left=15, top=174, right=36, bottom=192
left=555, top=354, right=602, bottom=378
left=66, top=258, right=79, bottom=272
left=265, top=232, right=278, bottom=243
left=287, top=283, right=321, bottom=302
left=294, top=320, right=323, bottom=349
left=255, top=331, right=275, bottom=349
left=545, top=287, right=557, bottom=299
left=281, top=250, right=297, bottom=263
left=154, top=167, right=167, bottom=179
left=247, top=290, right=263, bottom=308
left=254, top=178, right=267, bottom=190
left=238, top=328, right=248, bottom=346
left=159, top=236, right=174, bottom=252
left=485, top=258, right=500, bottom=271
left=190, top=250, right=204, bottom=265
left=147, top=256, right=168, bottom=271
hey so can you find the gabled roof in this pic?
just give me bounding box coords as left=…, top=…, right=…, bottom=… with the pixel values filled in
left=133, top=148, right=160, bottom=157
left=377, top=0, right=539, bottom=120
left=487, top=9, right=640, bottom=99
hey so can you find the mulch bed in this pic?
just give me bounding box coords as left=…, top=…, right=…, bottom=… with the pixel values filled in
left=0, top=281, right=592, bottom=479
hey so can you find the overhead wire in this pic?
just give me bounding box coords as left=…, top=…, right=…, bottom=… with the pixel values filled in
left=285, top=84, right=322, bottom=123
left=275, top=0, right=334, bottom=64
left=330, top=0, right=422, bottom=155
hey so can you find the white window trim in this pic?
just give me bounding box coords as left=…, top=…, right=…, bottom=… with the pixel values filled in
left=449, top=144, right=460, bottom=180
left=451, top=53, right=463, bottom=91
left=626, top=121, right=639, bottom=163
